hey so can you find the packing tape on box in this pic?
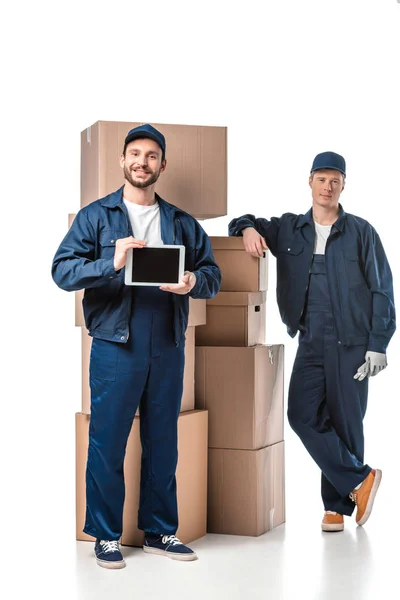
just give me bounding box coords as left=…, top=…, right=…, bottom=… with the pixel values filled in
left=268, top=346, right=274, bottom=365
left=87, top=127, right=91, bottom=144
left=269, top=508, right=275, bottom=530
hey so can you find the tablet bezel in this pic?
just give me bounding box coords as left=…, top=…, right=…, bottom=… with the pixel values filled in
left=124, top=244, right=186, bottom=286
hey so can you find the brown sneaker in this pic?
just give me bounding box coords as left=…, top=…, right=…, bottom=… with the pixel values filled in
left=321, top=511, right=344, bottom=532
left=349, top=469, right=382, bottom=526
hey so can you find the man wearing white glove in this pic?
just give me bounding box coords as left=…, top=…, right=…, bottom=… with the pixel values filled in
left=354, top=351, right=387, bottom=380
left=229, top=151, right=396, bottom=533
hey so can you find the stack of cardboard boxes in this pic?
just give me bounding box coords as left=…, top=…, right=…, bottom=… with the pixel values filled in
left=71, top=119, right=285, bottom=547
left=195, top=238, right=286, bottom=536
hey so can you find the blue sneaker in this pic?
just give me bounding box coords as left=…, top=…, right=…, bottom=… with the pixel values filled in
left=94, top=539, right=125, bottom=569
left=143, top=534, right=197, bottom=561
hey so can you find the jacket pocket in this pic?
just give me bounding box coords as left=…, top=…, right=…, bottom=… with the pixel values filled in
left=277, top=241, right=304, bottom=256
left=346, top=284, right=372, bottom=335
left=343, top=248, right=366, bottom=287
left=277, top=241, right=304, bottom=284
left=99, top=230, right=126, bottom=259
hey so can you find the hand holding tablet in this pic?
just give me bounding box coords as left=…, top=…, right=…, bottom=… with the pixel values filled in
left=160, top=271, right=197, bottom=294
left=124, top=244, right=186, bottom=287
left=114, top=236, right=146, bottom=271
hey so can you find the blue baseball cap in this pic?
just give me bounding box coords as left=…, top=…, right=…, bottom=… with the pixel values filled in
left=311, top=151, right=346, bottom=177
left=124, top=124, right=166, bottom=155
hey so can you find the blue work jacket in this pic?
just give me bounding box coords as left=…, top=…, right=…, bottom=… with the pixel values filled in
left=229, top=205, right=395, bottom=353
left=52, top=187, right=221, bottom=345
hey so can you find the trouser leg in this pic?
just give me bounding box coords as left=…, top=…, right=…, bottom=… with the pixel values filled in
left=137, top=311, right=185, bottom=534
left=84, top=323, right=151, bottom=540
left=320, top=336, right=370, bottom=515
left=287, top=315, right=370, bottom=513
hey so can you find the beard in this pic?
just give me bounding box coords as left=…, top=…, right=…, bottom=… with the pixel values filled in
left=124, top=164, right=161, bottom=189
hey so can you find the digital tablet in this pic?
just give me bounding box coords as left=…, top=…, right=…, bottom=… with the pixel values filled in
left=124, top=245, right=186, bottom=286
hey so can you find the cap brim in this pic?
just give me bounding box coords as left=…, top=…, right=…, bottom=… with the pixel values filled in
left=311, top=165, right=346, bottom=176
left=124, top=132, right=164, bottom=153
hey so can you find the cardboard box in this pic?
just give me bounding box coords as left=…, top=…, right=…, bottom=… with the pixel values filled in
left=81, top=120, right=227, bottom=219
left=76, top=410, right=208, bottom=546
left=188, top=297, right=206, bottom=327
left=81, top=328, right=91, bottom=414
left=181, top=326, right=195, bottom=413
left=74, top=289, right=84, bottom=326
left=196, top=291, right=266, bottom=346
left=81, top=326, right=196, bottom=415
left=207, top=441, right=285, bottom=536
left=210, top=236, right=268, bottom=292
left=195, top=345, right=284, bottom=450
left=68, top=213, right=75, bottom=229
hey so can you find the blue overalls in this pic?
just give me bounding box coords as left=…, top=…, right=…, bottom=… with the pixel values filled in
left=83, top=285, right=185, bottom=541
left=287, top=254, right=372, bottom=515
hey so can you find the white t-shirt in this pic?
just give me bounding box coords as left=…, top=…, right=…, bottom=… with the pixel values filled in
left=123, top=198, right=163, bottom=245
left=314, top=221, right=332, bottom=255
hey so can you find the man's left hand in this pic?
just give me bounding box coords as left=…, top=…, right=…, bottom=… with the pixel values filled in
left=353, top=351, right=388, bottom=381
left=160, top=271, right=197, bottom=295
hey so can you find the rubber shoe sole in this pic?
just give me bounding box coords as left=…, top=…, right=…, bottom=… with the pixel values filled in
left=143, top=545, right=197, bottom=561
left=95, top=556, right=126, bottom=569
left=357, top=468, right=382, bottom=526
left=321, top=521, right=344, bottom=532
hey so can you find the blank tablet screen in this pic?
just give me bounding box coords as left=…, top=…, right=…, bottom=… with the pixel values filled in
left=131, top=247, right=181, bottom=284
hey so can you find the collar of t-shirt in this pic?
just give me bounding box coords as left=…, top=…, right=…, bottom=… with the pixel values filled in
left=313, top=220, right=332, bottom=255
left=123, top=197, right=163, bottom=245
left=123, top=197, right=159, bottom=212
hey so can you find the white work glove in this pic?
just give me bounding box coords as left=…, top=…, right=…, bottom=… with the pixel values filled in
left=353, top=351, right=388, bottom=381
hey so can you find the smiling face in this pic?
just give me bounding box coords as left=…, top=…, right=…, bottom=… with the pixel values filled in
left=309, top=169, right=345, bottom=209
left=120, top=138, right=166, bottom=189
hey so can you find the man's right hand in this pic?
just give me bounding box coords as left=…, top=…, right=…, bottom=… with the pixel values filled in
left=114, top=236, right=146, bottom=271
left=242, top=227, right=268, bottom=258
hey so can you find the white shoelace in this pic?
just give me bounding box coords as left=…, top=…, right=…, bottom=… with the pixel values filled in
left=349, top=491, right=357, bottom=503
left=100, top=540, right=120, bottom=553
left=162, top=535, right=182, bottom=546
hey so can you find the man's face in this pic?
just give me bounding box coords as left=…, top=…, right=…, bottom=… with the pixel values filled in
left=120, top=138, right=166, bottom=189
left=309, top=169, right=345, bottom=208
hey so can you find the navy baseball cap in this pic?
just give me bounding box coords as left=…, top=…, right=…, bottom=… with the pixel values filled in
left=124, top=124, right=166, bottom=155
left=311, top=151, right=346, bottom=177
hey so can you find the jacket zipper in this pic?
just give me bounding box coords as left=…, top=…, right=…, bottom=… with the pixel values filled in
left=119, top=204, right=133, bottom=342
left=333, top=235, right=345, bottom=345
left=299, top=224, right=315, bottom=322
left=325, top=229, right=344, bottom=345
left=173, top=217, right=180, bottom=346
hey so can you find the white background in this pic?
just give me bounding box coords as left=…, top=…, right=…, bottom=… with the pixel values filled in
left=2, top=0, right=399, bottom=597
